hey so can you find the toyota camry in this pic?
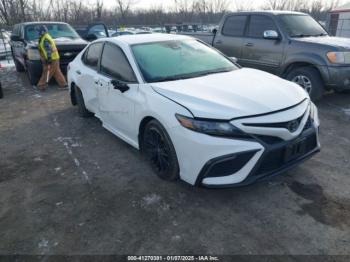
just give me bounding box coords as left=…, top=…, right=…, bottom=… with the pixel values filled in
left=67, top=34, right=320, bottom=187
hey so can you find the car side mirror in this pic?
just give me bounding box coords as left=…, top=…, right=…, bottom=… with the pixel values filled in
left=263, top=30, right=279, bottom=40
left=85, top=34, right=98, bottom=41
left=10, top=35, right=22, bottom=41
left=111, top=79, right=130, bottom=93
left=230, top=57, right=238, bottom=63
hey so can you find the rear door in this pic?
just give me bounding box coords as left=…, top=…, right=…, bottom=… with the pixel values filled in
left=240, top=15, right=285, bottom=74
left=213, top=15, right=248, bottom=59
left=77, top=42, right=103, bottom=113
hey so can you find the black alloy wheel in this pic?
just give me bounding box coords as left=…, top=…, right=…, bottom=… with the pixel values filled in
left=142, top=120, right=179, bottom=181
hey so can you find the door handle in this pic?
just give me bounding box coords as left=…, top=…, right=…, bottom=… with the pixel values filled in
left=76, top=70, right=81, bottom=75
left=215, top=40, right=223, bottom=44
left=245, top=43, right=254, bottom=47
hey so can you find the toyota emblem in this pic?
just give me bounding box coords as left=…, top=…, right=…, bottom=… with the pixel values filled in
left=287, top=120, right=299, bottom=133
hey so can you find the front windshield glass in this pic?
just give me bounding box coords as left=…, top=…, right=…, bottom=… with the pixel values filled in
left=132, top=39, right=237, bottom=83
left=279, top=14, right=328, bottom=37
left=25, top=24, right=80, bottom=41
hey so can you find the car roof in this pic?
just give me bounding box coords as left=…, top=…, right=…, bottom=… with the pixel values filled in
left=19, top=21, right=69, bottom=26
left=228, top=10, right=307, bottom=16
left=106, top=33, right=193, bottom=45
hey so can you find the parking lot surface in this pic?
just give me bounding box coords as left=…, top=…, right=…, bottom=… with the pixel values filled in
left=0, top=67, right=350, bottom=255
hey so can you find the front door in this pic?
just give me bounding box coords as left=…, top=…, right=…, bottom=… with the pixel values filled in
left=97, top=42, right=139, bottom=145
left=240, top=15, right=285, bottom=74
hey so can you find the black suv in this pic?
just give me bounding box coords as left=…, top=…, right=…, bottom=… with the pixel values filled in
left=10, top=22, right=90, bottom=85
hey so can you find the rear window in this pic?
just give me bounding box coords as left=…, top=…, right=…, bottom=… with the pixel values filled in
left=83, top=42, right=103, bottom=70
left=222, top=15, right=247, bottom=37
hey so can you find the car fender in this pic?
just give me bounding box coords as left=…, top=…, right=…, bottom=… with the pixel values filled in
left=281, top=52, right=330, bottom=83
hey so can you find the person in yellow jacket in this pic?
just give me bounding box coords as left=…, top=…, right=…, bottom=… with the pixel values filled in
left=36, top=25, right=67, bottom=91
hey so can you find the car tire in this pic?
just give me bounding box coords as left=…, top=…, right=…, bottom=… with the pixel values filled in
left=74, top=85, right=93, bottom=118
left=26, top=63, right=40, bottom=86
left=142, top=120, right=180, bottom=181
left=334, top=89, right=350, bottom=94
left=286, top=67, right=324, bottom=101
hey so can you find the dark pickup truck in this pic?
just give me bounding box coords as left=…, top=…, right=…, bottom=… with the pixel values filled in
left=10, top=22, right=89, bottom=85
left=183, top=11, right=350, bottom=100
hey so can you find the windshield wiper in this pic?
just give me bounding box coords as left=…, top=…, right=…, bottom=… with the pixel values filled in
left=195, top=68, right=233, bottom=77
left=151, top=75, right=187, bottom=83
left=53, top=36, right=76, bottom=40
left=314, top=33, right=328, bottom=37
left=151, top=68, right=233, bottom=83
left=290, top=34, right=312, bottom=38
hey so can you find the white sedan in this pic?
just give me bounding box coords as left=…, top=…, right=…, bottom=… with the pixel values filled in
left=67, top=34, right=320, bottom=187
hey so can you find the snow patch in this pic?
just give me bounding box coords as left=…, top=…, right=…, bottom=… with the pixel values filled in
left=141, top=193, right=162, bottom=206
left=342, top=108, right=350, bottom=116
left=38, top=239, right=49, bottom=249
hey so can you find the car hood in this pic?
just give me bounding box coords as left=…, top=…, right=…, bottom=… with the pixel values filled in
left=27, top=38, right=87, bottom=48
left=151, top=68, right=308, bottom=119
left=293, top=36, right=350, bottom=50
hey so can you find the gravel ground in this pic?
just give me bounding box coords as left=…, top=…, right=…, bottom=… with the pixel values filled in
left=0, top=67, right=349, bottom=256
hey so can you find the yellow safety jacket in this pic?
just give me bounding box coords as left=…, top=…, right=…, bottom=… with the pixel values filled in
left=39, top=33, right=60, bottom=61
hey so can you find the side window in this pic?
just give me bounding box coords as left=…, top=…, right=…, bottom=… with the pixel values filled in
left=100, top=43, right=137, bottom=83
left=222, top=15, right=247, bottom=37
left=247, top=15, right=277, bottom=38
left=84, top=42, right=103, bottom=70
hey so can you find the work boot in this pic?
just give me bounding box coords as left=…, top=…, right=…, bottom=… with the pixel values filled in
left=34, top=85, right=46, bottom=92
left=59, top=85, right=69, bottom=90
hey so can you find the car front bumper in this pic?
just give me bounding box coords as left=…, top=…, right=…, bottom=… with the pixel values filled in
left=327, top=65, right=350, bottom=91
left=26, top=60, right=71, bottom=78
left=197, top=127, right=320, bottom=188
left=169, top=100, right=320, bottom=187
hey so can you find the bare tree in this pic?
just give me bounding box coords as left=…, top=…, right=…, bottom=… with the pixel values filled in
left=115, top=0, right=137, bottom=24
left=0, top=0, right=341, bottom=28
left=233, top=0, right=255, bottom=11
left=95, top=0, right=103, bottom=20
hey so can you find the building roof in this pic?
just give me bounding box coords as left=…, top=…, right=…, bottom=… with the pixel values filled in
left=330, top=2, right=350, bottom=13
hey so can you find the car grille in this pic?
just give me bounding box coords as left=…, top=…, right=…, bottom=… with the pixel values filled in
left=243, top=114, right=304, bottom=130
left=254, top=135, right=284, bottom=145
left=58, top=50, right=81, bottom=63
left=252, top=131, right=317, bottom=176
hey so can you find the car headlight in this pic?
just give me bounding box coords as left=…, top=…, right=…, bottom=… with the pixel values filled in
left=326, top=52, right=350, bottom=64
left=175, top=114, right=250, bottom=138
left=27, top=49, right=41, bottom=61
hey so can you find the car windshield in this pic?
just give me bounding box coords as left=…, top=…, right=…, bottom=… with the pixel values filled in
left=25, top=24, right=80, bottom=41
left=279, top=14, right=328, bottom=37
left=132, top=39, right=237, bottom=83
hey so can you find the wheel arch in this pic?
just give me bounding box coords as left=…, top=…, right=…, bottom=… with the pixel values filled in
left=138, top=116, right=156, bottom=151
left=70, top=82, right=77, bottom=106
left=282, top=62, right=322, bottom=79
